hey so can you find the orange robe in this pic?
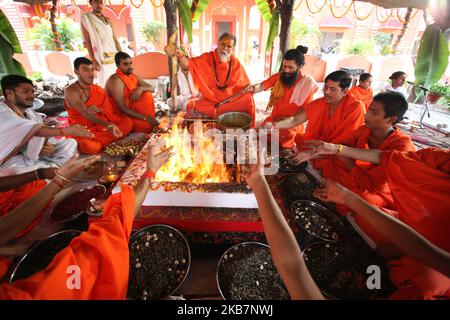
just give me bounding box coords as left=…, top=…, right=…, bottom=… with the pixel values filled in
left=297, top=93, right=366, bottom=171
left=109, top=69, right=156, bottom=133
left=349, top=85, right=373, bottom=112
left=0, top=180, right=47, bottom=238
left=262, top=73, right=317, bottom=148
left=186, top=51, right=255, bottom=124
left=322, top=126, right=416, bottom=244
left=381, top=148, right=450, bottom=299
left=0, top=184, right=135, bottom=300
left=65, top=84, right=133, bottom=154
left=0, top=180, right=47, bottom=280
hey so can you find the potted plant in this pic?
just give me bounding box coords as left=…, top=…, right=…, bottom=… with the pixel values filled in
left=427, top=82, right=450, bottom=104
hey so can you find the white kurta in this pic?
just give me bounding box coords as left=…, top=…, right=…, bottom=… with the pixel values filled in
left=81, top=12, right=118, bottom=87
left=0, top=101, right=77, bottom=177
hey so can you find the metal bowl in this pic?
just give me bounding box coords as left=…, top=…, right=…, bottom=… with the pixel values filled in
left=216, top=241, right=289, bottom=300
left=8, top=229, right=81, bottom=283
left=301, top=242, right=378, bottom=300
left=217, top=112, right=252, bottom=130
left=127, top=224, right=191, bottom=300
left=49, top=184, right=107, bottom=223
left=290, top=200, right=346, bottom=243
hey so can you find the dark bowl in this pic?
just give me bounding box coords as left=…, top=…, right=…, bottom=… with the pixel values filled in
left=8, top=230, right=81, bottom=283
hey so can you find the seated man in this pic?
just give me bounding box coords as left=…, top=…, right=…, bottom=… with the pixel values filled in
left=105, top=52, right=158, bottom=133
left=349, top=72, right=373, bottom=112
left=262, top=70, right=366, bottom=171
left=176, top=32, right=256, bottom=124
left=0, top=145, right=174, bottom=299
left=312, top=92, right=415, bottom=208
left=65, top=57, right=133, bottom=154
left=0, top=75, right=91, bottom=176
left=304, top=92, right=415, bottom=243
left=302, top=143, right=450, bottom=299
left=246, top=45, right=319, bottom=148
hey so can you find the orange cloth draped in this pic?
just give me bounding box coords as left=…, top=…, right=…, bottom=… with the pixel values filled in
left=262, top=73, right=317, bottom=148
left=187, top=51, right=255, bottom=124
left=380, top=148, right=450, bottom=299
left=349, top=86, right=373, bottom=112
left=109, top=69, right=156, bottom=133
left=0, top=180, right=47, bottom=281
left=65, top=84, right=133, bottom=154
left=0, top=180, right=47, bottom=238
left=322, top=126, right=416, bottom=244
left=296, top=93, right=366, bottom=170
left=0, top=184, right=135, bottom=300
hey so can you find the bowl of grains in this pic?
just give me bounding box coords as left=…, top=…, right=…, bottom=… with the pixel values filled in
left=302, top=242, right=379, bottom=300
left=127, top=224, right=191, bottom=300
left=49, top=184, right=106, bottom=223
left=8, top=230, right=81, bottom=283
left=216, top=242, right=290, bottom=300
left=291, top=200, right=346, bottom=243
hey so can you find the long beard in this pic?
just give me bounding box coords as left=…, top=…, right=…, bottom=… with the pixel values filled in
left=280, top=71, right=298, bottom=86
left=218, top=51, right=230, bottom=62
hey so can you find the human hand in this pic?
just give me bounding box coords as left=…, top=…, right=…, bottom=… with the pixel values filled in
left=313, top=180, right=353, bottom=205
left=304, top=140, right=339, bottom=155
left=106, top=123, right=123, bottom=138
left=64, top=125, right=94, bottom=138
left=86, top=105, right=102, bottom=115
left=146, top=143, right=174, bottom=173
left=131, top=87, right=143, bottom=102
left=241, top=148, right=269, bottom=189
left=39, top=142, right=56, bottom=158
left=55, top=154, right=101, bottom=184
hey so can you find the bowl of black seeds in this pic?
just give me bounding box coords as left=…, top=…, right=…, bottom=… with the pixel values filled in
left=302, top=242, right=379, bottom=300
left=8, top=230, right=81, bottom=283
left=128, top=224, right=191, bottom=300
left=291, top=200, right=346, bottom=242
left=217, top=242, right=290, bottom=300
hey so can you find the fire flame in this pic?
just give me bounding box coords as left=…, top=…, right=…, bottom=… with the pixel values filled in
left=154, top=113, right=231, bottom=183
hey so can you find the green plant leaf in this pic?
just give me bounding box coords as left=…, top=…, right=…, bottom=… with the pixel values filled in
left=0, top=9, right=22, bottom=53
left=256, top=0, right=273, bottom=22
left=414, top=24, right=449, bottom=93
left=0, top=10, right=25, bottom=78
left=178, top=0, right=193, bottom=43
left=192, top=0, right=211, bottom=22
left=265, top=9, right=279, bottom=52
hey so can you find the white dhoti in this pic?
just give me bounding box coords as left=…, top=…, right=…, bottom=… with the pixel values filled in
left=81, top=12, right=118, bottom=87
left=0, top=102, right=78, bottom=177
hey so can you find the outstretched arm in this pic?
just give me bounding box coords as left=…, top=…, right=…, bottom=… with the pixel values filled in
left=0, top=155, right=100, bottom=247
left=314, top=180, right=450, bottom=277
left=243, top=159, right=324, bottom=300
left=273, top=109, right=308, bottom=129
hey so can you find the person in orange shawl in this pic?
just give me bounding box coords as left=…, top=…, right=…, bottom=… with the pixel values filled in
left=245, top=45, right=319, bottom=148
left=262, top=70, right=365, bottom=170
left=0, top=144, right=174, bottom=299
left=305, top=92, right=415, bottom=245
left=0, top=168, right=58, bottom=241
left=65, top=57, right=133, bottom=154
left=304, top=142, right=450, bottom=299
left=176, top=33, right=256, bottom=123
left=319, top=92, right=415, bottom=207
left=349, top=73, right=373, bottom=112
left=105, top=52, right=158, bottom=133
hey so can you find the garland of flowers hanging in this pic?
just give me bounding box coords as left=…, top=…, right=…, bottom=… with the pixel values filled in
left=305, top=0, right=327, bottom=15
left=352, top=1, right=374, bottom=21
left=329, top=0, right=353, bottom=19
